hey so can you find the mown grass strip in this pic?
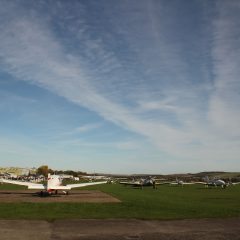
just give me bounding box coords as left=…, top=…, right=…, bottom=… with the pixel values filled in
left=0, top=183, right=239, bottom=220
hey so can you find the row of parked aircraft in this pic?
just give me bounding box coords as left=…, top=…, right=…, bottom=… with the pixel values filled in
left=119, top=176, right=240, bottom=188
left=1, top=174, right=239, bottom=196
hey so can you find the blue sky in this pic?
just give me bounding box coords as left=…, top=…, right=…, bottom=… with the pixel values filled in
left=0, top=0, right=240, bottom=174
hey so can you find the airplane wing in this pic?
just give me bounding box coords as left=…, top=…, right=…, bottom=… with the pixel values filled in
left=119, top=181, right=142, bottom=186
left=182, top=182, right=201, bottom=185
left=169, top=182, right=179, bottom=185
left=155, top=182, right=171, bottom=185
left=48, top=185, right=71, bottom=190
left=0, top=179, right=45, bottom=189
left=66, top=181, right=107, bottom=189
left=231, top=182, right=240, bottom=185
left=169, top=182, right=203, bottom=185
left=191, top=182, right=207, bottom=185
left=120, top=181, right=132, bottom=185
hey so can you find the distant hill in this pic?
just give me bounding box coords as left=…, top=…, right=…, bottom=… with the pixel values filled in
left=1, top=167, right=239, bottom=180
left=106, top=172, right=240, bottom=182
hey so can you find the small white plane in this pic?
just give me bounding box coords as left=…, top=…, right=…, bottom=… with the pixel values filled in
left=0, top=174, right=107, bottom=195
left=120, top=176, right=160, bottom=189
left=169, top=177, right=230, bottom=188
left=200, top=177, right=228, bottom=188
left=206, top=179, right=227, bottom=188
left=195, top=176, right=240, bottom=188
left=169, top=178, right=197, bottom=186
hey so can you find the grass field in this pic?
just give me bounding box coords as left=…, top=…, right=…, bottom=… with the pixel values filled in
left=0, top=183, right=239, bottom=220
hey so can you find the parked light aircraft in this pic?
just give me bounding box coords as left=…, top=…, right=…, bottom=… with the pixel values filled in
left=120, top=176, right=161, bottom=188
left=193, top=176, right=240, bottom=188
left=205, top=179, right=228, bottom=188
left=169, top=178, right=197, bottom=186
left=199, top=177, right=229, bottom=188
left=119, top=174, right=240, bottom=189
left=0, top=174, right=107, bottom=195
left=168, top=177, right=232, bottom=188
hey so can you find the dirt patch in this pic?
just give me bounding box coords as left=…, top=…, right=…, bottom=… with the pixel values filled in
left=0, top=190, right=121, bottom=203
left=0, top=218, right=239, bottom=240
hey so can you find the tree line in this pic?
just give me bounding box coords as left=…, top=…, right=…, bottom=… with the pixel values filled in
left=36, top=165, right=87, bottom=177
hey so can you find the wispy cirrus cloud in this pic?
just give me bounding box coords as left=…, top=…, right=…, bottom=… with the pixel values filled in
left=0, top=1, right=239, bottom=172
left=209, top=1, right=240, bottom=137
left=75, top=123, right=102, bottom=133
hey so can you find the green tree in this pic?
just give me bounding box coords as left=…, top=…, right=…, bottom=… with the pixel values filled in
left=37, top=165, right=53, bottom=177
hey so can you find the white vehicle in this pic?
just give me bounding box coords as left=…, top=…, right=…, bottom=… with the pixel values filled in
left=0, top=174, right=107, bottom=195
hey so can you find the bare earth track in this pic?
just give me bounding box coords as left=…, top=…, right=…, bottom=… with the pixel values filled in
left=0, top=218, right=240, bottom=240
left=0, top=190, right=120, bottom=203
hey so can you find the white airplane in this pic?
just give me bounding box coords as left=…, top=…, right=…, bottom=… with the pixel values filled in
left=199, top=177, right=228, bottom=188
left=120, top=176, right=161, bottom=189
left=169, top=179, right=196, bottom=186
left=168, top=177, right=229, bottom=188
left=0, top=174, right=107, bottom=195
left=196, top=176, right=240, bottom=188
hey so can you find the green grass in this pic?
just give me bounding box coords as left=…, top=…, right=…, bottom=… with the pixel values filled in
left=0, top=183, right=239, bottom=220
left=0, top=183, right=26, bottom=190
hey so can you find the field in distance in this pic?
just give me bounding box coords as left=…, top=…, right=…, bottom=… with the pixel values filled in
left=0, top=183, right=239, bottom=220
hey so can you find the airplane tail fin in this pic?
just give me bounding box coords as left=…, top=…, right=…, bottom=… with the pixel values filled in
left=203, top=176, right=209, bottom=182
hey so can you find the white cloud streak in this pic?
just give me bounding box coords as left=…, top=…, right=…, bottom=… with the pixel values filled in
left=0, top=1, right=239, bottom=171
left=75, top=123, right=102, bottom=133
left=209, top=1, right=240, bottom=137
